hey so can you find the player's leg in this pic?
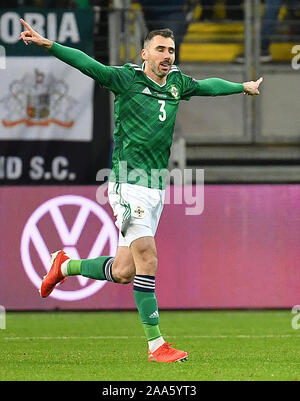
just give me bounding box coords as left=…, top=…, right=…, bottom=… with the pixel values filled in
left=40, top=245, right=135, bottom=298
left=130, top=235, right=161, bottom=345
left=130, top=235, right=188, bottom=363
left=40, top=182, right=136, bottom=297
left=110, top=246, right=136, bottom=283
left=70, top=245, right=135, bottom=283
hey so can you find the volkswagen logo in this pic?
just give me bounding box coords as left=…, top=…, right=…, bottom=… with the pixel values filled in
left=21, top=195, right=118, bottom=301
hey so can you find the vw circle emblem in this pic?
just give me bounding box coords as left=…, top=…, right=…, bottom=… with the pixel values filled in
left=21, top=195, right=118, bottom=301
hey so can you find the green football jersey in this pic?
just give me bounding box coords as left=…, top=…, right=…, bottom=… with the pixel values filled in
left=102, top=63, right=199, bottom=189
left=49, top=43, right=244, bottom=189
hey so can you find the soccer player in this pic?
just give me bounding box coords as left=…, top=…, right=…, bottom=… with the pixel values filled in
left=19, top=19, right=263, bottom=363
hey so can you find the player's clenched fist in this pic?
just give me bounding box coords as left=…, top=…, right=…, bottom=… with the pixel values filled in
left=19, top=18, right=53, bottom=49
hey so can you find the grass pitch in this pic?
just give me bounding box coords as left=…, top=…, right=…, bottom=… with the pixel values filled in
left=1, top=310, right=300, bottom=381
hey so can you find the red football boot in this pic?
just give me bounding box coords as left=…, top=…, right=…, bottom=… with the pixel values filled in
left=148, top=342, right=188, bottom=363
left=40, top=250, right=69, bottom=298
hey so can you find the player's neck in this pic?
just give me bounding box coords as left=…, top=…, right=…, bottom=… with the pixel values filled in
left=143, top=64, right=167, bottom=86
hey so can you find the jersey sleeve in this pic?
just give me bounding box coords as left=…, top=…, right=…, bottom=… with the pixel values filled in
left=48, top=42, right=135, bottom=94
left=181, top=74, right=244, bottom=100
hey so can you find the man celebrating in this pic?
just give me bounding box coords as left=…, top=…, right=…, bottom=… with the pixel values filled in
left=19, top=19, right=262, bottom=363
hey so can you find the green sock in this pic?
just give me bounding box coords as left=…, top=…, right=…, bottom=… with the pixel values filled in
left=133, top=275, right=162, bottom=341
left=67, top=260, right=82, bottom=276
left=143, top=324, right=162, bottom=341
left=67, top=257, right=114, bottom=281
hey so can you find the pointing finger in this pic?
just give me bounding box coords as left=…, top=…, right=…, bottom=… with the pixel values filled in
left=20, top=18, right=32, bottom=32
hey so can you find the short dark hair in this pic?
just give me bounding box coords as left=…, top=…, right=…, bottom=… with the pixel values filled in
left=143, top=28, right=175, bottom=47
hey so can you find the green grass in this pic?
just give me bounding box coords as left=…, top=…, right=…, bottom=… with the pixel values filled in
left=1, top=310, right=300, bottom=381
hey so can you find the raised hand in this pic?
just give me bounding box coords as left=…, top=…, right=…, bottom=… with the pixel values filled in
left=19, top=18, right=53, bottom=49
left=243, top=77, right=263, bottom=96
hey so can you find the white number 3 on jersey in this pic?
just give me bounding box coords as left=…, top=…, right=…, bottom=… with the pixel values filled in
left=158, top=100, right=166, bottom=121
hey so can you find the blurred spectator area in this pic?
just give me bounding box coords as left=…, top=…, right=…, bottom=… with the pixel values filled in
left=131, top=0, right=300, bottom=63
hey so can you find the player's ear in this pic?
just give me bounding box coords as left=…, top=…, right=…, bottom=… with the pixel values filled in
left=141, top=48, right=147, bottom=61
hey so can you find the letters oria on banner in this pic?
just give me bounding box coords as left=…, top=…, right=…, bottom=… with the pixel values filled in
left=0, top=57, right=93, bottom=141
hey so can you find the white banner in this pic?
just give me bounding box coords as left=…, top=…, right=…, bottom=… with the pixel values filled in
left=0, top=56, right=93, bottom=141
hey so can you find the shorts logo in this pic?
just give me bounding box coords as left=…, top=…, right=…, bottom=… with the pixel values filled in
left=20, top=195, right=118, bottom=301
left=134, top=206, right=145, bottom=218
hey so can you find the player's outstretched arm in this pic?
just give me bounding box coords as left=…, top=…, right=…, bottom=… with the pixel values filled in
left=19, top=18, right=112, bottom=85
left=19, top=18, right=135, bottom=93
left=243, top=77, right=263, bottom=95
left=19, top=18, right=53, bottom=49
left=182, top=76, right=264, bottom=99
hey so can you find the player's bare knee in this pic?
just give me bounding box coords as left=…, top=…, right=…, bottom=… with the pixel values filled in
left=117, top=271, right=135, bottom=284
left=112, top=263, right=135, bottom=284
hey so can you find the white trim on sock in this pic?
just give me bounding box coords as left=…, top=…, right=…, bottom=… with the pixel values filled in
left=60, top=259, right=70, bottom=277
left=148, top=336, right=165, bottom=353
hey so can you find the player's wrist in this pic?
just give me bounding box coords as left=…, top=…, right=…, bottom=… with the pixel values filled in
left=42, top=38, right=53, bottom=50
left=243, top=82, right=251, bottom=94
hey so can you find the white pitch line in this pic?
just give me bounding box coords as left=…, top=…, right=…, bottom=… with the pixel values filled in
left=1, top=334, right=300, bottom=341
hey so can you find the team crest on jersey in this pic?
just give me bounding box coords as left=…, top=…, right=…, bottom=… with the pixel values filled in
left=170, top=85, right=179, bottom=99
left=134, top=206, right=145, bottom=218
